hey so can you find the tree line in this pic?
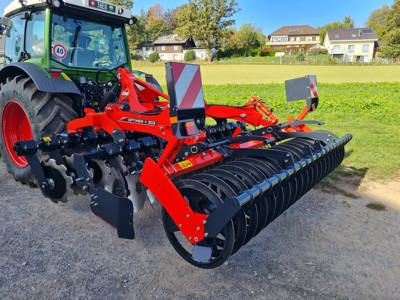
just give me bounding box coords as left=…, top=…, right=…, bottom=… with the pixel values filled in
left=110, top=0, right=400, bottom=59
left=367, top=0, right=400, bottom=58
left=110, top=0, right=267, bottom=57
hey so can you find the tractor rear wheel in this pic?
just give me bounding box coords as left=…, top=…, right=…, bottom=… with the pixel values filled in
left=0, top=75, right=78, bottom=185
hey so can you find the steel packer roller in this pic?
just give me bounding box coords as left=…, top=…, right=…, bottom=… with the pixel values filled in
left=13, top=62, right=351, bottom=268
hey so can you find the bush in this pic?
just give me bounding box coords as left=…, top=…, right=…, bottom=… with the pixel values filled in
left=131, top=54, right=142, bottom=61
left=184, top=50, right=196, bottom=61
left=260, top=47, right=275, bottom=57
left=328, top=56, right=339, bottom=64
left=148, top=52, right=160, bottom=63
left=250, top=48, right=259, bottom=57
left=309, top=48, right=328, bottom=55
left=296, top=52, right=305, bottom=61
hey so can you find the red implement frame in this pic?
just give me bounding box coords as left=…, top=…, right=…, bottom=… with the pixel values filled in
left=67, top=68, right=311, bottom=244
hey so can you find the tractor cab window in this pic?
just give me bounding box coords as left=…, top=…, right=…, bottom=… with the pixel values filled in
left=4, top=13, right=25, bottom=63
left=26, top=11, right=45, bottom=58
left=51, top=13, right=128, bottom=69
left=4, top=10, right=45, bottom=63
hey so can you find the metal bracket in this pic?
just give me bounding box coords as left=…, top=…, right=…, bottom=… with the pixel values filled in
left=281, top=120, right=324, bottom=128
left=25, top=154, right=51, bottom=190
left=73, top=154, right=135, bottom=240
left=277, top=130, right=336, bottom=144
left=228, top=147, right=295, bottom=168
left=204, top=197, right=242, bottom=238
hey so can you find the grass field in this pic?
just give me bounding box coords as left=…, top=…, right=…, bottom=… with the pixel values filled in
left=137, top=64, right=400, bottom=84
left=202, top=83, right=400, bottom=179
left=138, top=63, right=399, bottom=179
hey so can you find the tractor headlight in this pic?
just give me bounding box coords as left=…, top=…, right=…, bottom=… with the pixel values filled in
left=128, top=17, right=137, bottom=26
left=52, top=0, right=62, bottom=8
left=46, top=0, right=63, bottom=8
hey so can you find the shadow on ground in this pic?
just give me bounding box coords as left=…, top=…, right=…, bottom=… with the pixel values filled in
left=317, top=164, right=368, bottom=199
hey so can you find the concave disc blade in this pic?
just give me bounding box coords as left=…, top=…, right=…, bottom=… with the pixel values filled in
left=162, top=179, right=234, bottom=269
left=190, top=172, right=247, bottom=254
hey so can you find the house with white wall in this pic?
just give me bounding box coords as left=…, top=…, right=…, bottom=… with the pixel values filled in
left=324, top=28, right=378, bottom=62
left=267, top=25, right=320, bottom=52
left=138, top=34, right=208, bottom=61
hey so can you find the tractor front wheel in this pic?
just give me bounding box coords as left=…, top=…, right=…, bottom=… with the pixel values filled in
left=0, top=76, right=78, bottom=185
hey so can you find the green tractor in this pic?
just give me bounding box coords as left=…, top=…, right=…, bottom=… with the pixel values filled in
left=0, top=0, right=142, bottom=184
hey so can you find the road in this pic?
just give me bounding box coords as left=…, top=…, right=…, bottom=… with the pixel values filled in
left=0, top=165, right=399, bottom=299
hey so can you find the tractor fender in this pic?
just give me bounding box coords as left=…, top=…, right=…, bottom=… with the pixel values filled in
left=0, top=62, right=81, bottom=95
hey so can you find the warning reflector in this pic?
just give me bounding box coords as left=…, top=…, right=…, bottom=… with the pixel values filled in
left=285, top=75, right=319, bottom=102
left=166, top=62, right=205, bottom=115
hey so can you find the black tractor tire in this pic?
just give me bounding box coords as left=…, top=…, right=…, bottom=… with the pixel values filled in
left=0, top=75, right=78, bottom=185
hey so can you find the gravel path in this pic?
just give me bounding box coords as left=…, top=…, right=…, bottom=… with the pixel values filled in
left=1, top=165, right=399, bottom=300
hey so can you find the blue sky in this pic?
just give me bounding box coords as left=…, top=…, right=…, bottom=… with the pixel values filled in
left=0, top=0, right=393, bottom=34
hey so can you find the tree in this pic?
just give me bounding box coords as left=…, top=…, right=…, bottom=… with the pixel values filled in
left=148, top=3, right=164, bottom=20
left=146, top=18, right=170, bottom=42
left=343, top=16, right=355, bottom=28
left=235, top=24, right=264, bottom=56
left=144, top=4, right=173, bottom=42
left=174, top=0, right=239, bottom=50
left=108, top=0, right=133, bottom=10
left=367, top=5, right=390, bottom=40
left=108, top=0, right=137, bottom=50
left=174, top=3, right=197, bottom=42
left=381, top=0, right=400, bottom=58
left=164, top=9, right=177, bottom=33
left=129, top=13, right=148, bottom=48
left=320, top=16, right=355, bottom=43
left=128, top=4, right=172, bottom=48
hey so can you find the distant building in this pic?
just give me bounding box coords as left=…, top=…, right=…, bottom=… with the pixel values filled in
left=267, top=25, right=320, bottom=52
left=324, top=28, right=378, bottom=62
left=138, top=34, right=208, bottom=61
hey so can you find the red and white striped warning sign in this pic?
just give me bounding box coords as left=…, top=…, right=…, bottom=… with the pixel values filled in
left=309, top=76, right=318, bottom=99
left=169, top=63, right=205, bottom=110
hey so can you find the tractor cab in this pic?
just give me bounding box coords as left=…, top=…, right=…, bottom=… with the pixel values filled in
left=0, top=0, right=137, bottom=184
left=1, top=0, right=134, bottom=77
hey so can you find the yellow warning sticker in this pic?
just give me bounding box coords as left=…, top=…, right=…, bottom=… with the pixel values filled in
left=178, top=160, right=193, bottom=169
left=61, top=73, right=72, bottom=81
left=42, top=136, right=52, bottom=142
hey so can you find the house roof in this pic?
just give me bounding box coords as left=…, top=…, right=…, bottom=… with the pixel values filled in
left=270, top=25, right=319, bottom=36
left=326, top=28, right=378, bottom=41
left=153, top=34, right=188, bottom=45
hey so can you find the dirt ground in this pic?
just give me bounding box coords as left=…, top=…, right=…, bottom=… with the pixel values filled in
left=0, top=164, right=399, bottom=300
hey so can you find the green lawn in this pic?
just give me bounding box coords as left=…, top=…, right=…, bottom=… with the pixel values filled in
left=201, top=83, right=399, bottom=179
left=138, top=63, right=399, bottom=179
left=136, top=64, right=400, bottom=84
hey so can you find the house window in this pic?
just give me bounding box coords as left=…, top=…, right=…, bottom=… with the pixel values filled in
left=161, top=46, right=166, bottom=51
left=333, top=45, right=341, bottom=52
left=300, top=36, right=306, bottom=42
left=174, top=45, right=179, bottom=51
left=347, top=45, right=355, bottom=53
left=362, top=44, right=370, bottom=53
left=272, top=36, right=288, bottom=43
left=312, top=36, right=316, bottom=41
